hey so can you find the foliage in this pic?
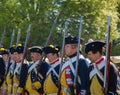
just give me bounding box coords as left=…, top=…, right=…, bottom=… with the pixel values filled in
left=0, top=0, right=120, bottom=55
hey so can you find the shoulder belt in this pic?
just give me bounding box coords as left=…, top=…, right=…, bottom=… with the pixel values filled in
left=10, top=62, right=15, bottom=78
left=46, top=61, right=60, bottom=78
left=28, top=60, right=40, bottom=73
left=69, top=56, right=81, bottom=85
left=90, top=60, right=105, bottom=81
left=14, top=63, right=21, bottom=75
left=62, top=55, right=82, bottom=84
left=62, top=56, right=77, bottom=71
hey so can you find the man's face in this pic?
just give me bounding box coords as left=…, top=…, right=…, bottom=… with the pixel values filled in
left=87, top=51, right=99, bottom=63
left=10, top=53, right=16, bottom=61
left=14, top=52, right=23, bottom=62
left=46, top=53, right=55, bottom=63
left=13, top=52, right=18, bottom=61
left=2, top=54, right=8, bottom=62
left=30, top=52, right=41, bottom=62
left=65, top=44, right=74, bottom=56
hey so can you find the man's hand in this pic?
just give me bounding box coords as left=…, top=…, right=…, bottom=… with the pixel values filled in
left=32, top=81, right=41, bottom=90
left=0, top=88, right=8, bottom=95
left=32, top=83, right=37, bottom=90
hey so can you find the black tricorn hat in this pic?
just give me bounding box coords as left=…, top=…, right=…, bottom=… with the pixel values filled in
left=65, top=35, right=83, bottom=44
left=29, top=46, right=42, bottom=54
left=9, top=45, right=16, bottom=54
left=43, top=45, right=60, bottom=54
left=85, top=40, right=105, bottom=54
left=16, top=44, right=24, bottom=54
left=0, top=48, right=9, bottom=55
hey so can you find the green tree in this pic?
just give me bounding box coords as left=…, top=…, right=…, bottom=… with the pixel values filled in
left=0, top=0, right=119, bottom=55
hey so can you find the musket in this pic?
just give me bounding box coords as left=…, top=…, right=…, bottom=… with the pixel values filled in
left=16, top=28, right=21, bottom=46
left=40, top=14, right=59, bottom=63
left=5, top=29, right=15, bottom=76
left=44, top=0, right=66, bottom=46
left=57, top=21, right=68, bottom=95
left=103, top=16, right=111, bottom=95
left=35, top=13, right=60, bottom=82
left=0, top=27, right=6, bottom=48
left=19, top=24, right=31, bottom=74
left=74, top=16, right=83, bottom=87
left=45, top=16, right=59, bottom=46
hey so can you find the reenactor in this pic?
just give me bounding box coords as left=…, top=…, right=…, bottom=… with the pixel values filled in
left=0, top=49, right=5, bottom=87
left=116, top=68, right=120, bottom=95
left=12, top=44, right=29, bottom=95
left=0, top=47, right=9, bottom=95
left=0, top=46, right=16, bottom=95
left=0, top=48, right=9, bottom=72
left=43, top=44, right=61, bottom=95
left=17, top=46, right=50, bottom=95
left=85, top=40, right=117, bottom=95
left=0, top=56, right=5, bottom=87
left=60, top=35, right=89, bottom=95
left=5, top=45, right=16, bottom=95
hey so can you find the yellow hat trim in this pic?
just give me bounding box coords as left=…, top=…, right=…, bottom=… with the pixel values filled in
left=12, top=45, right=16, bottom=47
left=55, top=48, right=58, bottom=51
left=49, top=45, right=54, bottom=48
left=17, top=43, right=22, bottom=46
left=0, top=48, right=5, bottom=51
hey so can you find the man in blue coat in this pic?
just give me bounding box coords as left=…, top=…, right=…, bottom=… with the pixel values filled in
left=60, top=35, right=89, bottom=95
left=85, top=40, right=117, bottom=95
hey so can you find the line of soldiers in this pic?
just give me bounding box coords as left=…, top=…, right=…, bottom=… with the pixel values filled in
left=0, top=35, right=119, bottom=95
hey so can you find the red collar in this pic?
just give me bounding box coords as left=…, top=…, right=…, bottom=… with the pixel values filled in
left=17, top=60, right=22, bottom=63
left=95, top=57, right=104, bottom=64
left=50, top=58, right=59, bottom=65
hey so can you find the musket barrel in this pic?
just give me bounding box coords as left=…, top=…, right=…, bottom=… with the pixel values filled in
left=104, top=16, right=111, bottom=94
left=22, top=24, right=31, bottom=61
left=45, top=16, right=59, bottom=46
left=16, top=28, right=21, bottom=46
left=57, top=21, right=68, bottom=95
left=10, top=29, right=15, bottom=47
left=74, top=16, right=83, bottom=87
left=41, top=15, right=59, bottom=63
left=19, top=24, right=31, bottom=74
left=59, top=21, right=68, bottom=77
left=5, top=28, right=15, bottom=76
